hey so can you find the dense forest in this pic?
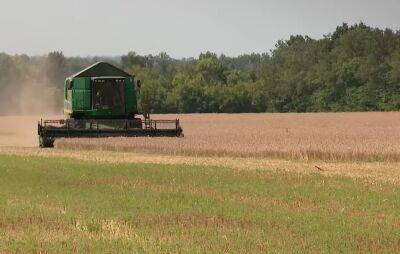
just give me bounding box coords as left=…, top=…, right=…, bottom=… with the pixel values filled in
left=0, top=23, right=399, bottom=115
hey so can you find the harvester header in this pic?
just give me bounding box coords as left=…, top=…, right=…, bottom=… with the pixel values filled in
left=38, top=62, right=183, bottom=147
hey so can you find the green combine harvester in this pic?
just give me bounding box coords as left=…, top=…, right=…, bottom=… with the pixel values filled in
left=38, top=62, right=183, bottom=148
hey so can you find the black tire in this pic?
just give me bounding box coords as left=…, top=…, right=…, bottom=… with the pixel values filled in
left=39, top=136, right=55, bottom=148
left=129, top=118, right=143, bottom=129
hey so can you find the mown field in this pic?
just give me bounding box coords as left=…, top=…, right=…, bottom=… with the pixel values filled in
left=1, top=155, right=400, bottom=253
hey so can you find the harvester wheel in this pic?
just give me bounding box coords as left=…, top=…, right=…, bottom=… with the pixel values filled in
left=129, top=118, right=143, bottom=129
left=39, top=136, right=55, bottom=148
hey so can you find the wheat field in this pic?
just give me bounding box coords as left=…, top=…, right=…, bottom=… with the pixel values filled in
left=55, top=112, right=400, bottom=161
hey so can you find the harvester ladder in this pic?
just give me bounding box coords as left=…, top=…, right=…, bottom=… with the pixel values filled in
left=144, top=119, right=151, bottom=129
left=92, top=121, right=100, bottom=137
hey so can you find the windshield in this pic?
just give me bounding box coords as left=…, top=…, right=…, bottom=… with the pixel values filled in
left=92, top=78, right=125, bottom=110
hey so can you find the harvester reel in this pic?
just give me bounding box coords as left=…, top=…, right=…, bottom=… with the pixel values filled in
left=38, top=118, right=183, bottom=148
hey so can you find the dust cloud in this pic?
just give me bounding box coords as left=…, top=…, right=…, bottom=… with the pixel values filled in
left=16, top=82, right=61, bottom=116
left=0, top=116, right=40, bottom=147
left=0, top=80, right=62, bottom=116
left=0, top=116, right=61, bottom=147
left=0, top=78, right=63, bottom=147
left=0, top=82, right=63, bottom=147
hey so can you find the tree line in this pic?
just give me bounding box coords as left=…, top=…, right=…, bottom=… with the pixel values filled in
left=0, top=23, right=399, bottom=115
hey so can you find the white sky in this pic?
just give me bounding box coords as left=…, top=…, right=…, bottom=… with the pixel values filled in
left=0, top=0, right=399, bottom=58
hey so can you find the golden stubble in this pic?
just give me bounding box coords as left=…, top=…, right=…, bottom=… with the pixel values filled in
left=1, top=146, right=400, bottom=184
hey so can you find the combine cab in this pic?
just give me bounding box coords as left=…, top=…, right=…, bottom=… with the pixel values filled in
left=38, top=62, right=183, bottom=148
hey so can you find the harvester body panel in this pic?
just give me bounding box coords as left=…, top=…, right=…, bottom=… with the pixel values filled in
left=63, top=62, right=138, bottom=119
left=39, top=62, right=183, bottom=148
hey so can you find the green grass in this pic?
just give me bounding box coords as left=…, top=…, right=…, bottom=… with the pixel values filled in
left=0, top=155, right=399, bottom=253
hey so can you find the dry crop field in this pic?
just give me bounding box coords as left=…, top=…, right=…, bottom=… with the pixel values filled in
left=1, top=113, right=400, bottom=252
left=0, top=116, right=39, bottom=147
left=55, top=112, right=400, bottom=161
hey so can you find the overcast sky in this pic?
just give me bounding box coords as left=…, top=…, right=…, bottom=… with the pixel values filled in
left=0, top=0, right=399, bottom=58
